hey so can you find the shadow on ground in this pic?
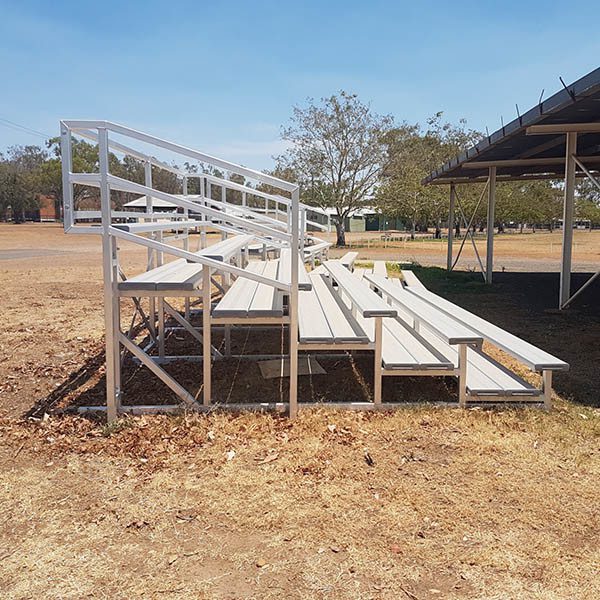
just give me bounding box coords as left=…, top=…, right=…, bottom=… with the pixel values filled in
left=409, top=266, right=600, bottom=407
left=29, top=269, right=599, bottom=416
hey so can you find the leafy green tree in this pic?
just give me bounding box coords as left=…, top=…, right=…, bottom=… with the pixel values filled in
left=276, top=91, right=393, bottom=246
left=377, top=114, right=482, bottom=238
left=0, top=146, right=47, bottom=221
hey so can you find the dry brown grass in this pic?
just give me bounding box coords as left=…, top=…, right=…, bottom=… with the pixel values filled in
left=0, top=404, right=599, bottom=599
left=1, top=224, right=599, bottom=598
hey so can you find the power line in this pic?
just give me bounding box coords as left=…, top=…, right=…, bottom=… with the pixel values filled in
left=0, top=117, right=53, bottom=141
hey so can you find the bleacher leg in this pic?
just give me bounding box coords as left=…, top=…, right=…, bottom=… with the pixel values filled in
left=458, top=344, right=468, bottom=408
left=225, top=325, right=231, bottom=356
left=373, top=317, right=383, bottom=405
left=158, top=298, right=165, bottom=358
left=148, top=297, right=156, bottom=338
left=542, top=370, right=553, bottom=410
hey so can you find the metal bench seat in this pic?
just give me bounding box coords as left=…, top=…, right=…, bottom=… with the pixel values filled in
left=401, top=270, right=426, bottom=290
left=324, top=261, right=397, bottom=318
left=279, top=248, right=312, bottom=291
left=417, top=327, right=541, bottom=398
left=298, top=273, right=369, bottom=344
left=365, top=274, right=482, bottom=345
left=339, top=251, right=358, bottom=271
left=404, top=282, right=568, bottom=372
left=118, top=259, right=203, bottom=294
left=213, top=260, right=283, bottom=318
left=373, top=261, right=387, bottom=277
left=188, top=234, right=253, bottom=262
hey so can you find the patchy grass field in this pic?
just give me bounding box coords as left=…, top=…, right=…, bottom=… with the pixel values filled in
left=0, top=224, right=599, bottom=599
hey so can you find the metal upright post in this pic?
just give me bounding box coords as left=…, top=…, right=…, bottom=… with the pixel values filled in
left=486, top=167, right=496, bottom=284
left=242, top=190, right=247, bottom=208
left=98, top=128, right=120, bottom=422
left=59, top=122, right=74, bottom=230
left=144, top=160, right=156, bottom=338
left=447, top=184, right=455, bottom=271
left=373, top=317, right=383, bottom=405
left=300, top=208, right=306, bottom=254
left=183, top=176, right=190, bottom=320
left=560, top=132, right=577, bottom=309
left=200, top=177, right=207, bottom=249
left=289, top=187, right=300, bottom=418
left=202, top=264, right=212, bottom=405
left=458, top=344, right=467, bottom=408
left=221, top=184, right=227, bottom=241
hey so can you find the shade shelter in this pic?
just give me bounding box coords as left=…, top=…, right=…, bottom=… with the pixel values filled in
left=424, top=67, right=600, bottom=309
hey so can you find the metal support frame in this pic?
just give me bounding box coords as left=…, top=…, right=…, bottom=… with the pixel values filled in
left=486, top=166, right=496, bottom=284
left=560, top=132, right=577, bottom=309
left=288, top=187, right=300, bottom=417
left=202, top=264, right=212, bottom=405
left=559, top=152, right=600, bottom=309
left=98, top=128, right=120, bottom=422
left=450, top=182, right=488, bottom=280
left=447, top=183, right=455, bottom=271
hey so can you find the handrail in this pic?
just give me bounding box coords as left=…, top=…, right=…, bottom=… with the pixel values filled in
left=62, top=120, right=297, bottom=192
left=110, top=227, right=290, bottom=292
left=70, top=172, right=292, bottom=242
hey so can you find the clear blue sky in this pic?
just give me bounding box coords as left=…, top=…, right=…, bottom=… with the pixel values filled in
left=1, top=0, right=598, bottom=169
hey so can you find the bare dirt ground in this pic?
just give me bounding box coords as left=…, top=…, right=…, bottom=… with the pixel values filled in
left=0, top=223, right=599, bottom=599
left=324, top=229, right=600, bottom=273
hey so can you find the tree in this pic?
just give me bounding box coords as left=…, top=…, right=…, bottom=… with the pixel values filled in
left=0, top=146, right=47, bottom=222
left=42, top=137, right=101, bottom=209
left=377, top=114, right=483, bottom=238
left=276, top=91, right=393, bottom=246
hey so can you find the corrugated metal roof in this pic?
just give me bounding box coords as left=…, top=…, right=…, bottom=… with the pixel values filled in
left=424, top=68, right=600, bottom=185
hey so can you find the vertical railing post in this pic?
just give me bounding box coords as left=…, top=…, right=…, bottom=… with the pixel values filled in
left=59, top=122, right=74, bottom=230
left=144, top=160, right=156, bottom=339
left=289, top=187, right=300, bottom=417
left=221, top=183, right=227, bottom=241
left=98, top=127, right=120, bottom=422
left=183, top=176, right=190, bottom=320
left=200, top=177, right=207, bottom=249
left=202, top=264, right=212, bottom=405
left=300, top=208, right=306, bottom=254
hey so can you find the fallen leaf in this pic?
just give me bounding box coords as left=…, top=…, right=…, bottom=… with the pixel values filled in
left=255, top=452, right=279, bottom=465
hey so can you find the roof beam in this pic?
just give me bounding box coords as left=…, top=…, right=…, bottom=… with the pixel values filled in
left=428, top=171, right=593, bottom=186
left=462, top=156, right=600, bottom=169
left=518, top=136, right=565, bottom=158
left=527, top=123, right=600, bottom=135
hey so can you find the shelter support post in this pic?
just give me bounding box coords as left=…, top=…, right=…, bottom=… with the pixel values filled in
left=447, top=183, right=456, bottom=271
left=560, top=132, right=577, bottom=309
left=486, top=166, right=496, bottom=284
